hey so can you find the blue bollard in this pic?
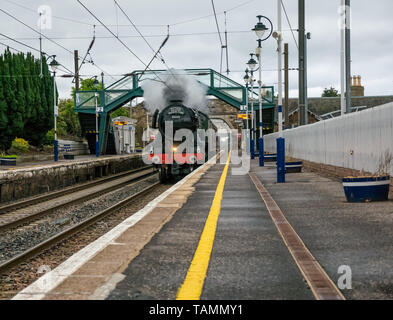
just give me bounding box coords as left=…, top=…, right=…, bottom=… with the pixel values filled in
left=251, top=139, right=255, bottom=160
left=54, top=139, right=58, bottom=162
left=259, top=137, right=264, bottom=167
left=276, top=137, right=285, bottom=183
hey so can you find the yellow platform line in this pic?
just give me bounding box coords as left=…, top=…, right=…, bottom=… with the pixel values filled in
left=176, top=152, right=231, bottom=300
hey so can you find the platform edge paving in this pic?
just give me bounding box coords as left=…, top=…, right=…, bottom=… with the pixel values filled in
left=12, top=155, right=220, bottom=300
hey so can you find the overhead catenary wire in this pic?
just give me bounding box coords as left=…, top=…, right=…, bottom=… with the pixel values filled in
left=109, top=2, right=175, bottom=90
left=78, top=25, right=96, bottom=72
left=0, top=7, right=74, bottom=55
left=0, top=29, right=298, bottom=43
left=280, top=0, right=299, bottom=50
left=211, top=0, right=225, bottom=81
left=77, top=0, right=150, bottom=69
left=112, top=0, right=168, bottom=66
left=3, top=0, right=92, bottom=26
left=211, top=0, right=223, bottom=46
left=0, top=41, right=22, bottom=53
left=0, top=6, right=111, bottom=79
left=171, top=0, right=256, bottom=26
left=77, top=0, right=171, bottom=89
left=4, top=0, right=256, bottom=29
left=0, top=31, right=74, bottom=75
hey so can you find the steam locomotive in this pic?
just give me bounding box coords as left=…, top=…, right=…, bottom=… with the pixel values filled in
left=148, top=99, right=217, bottom=182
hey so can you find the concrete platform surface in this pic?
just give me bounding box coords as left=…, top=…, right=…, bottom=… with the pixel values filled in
left=13, top=157, right=393, bottom=300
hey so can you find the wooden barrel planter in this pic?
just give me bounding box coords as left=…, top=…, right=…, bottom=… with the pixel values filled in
left=342, top=176, right=390, bottom=203
left=286, top=161, right=303, bottom=173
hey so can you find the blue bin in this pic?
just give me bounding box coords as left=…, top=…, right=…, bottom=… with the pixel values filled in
left=342, top=176, right=390, bottom=202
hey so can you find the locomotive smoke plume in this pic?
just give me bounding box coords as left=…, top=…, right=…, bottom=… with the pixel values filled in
left=141, top=69, right=208, bottom=113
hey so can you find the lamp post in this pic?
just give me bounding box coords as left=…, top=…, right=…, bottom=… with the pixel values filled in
left=93, top=76, right=100, bottom=157
left=49, top=56, right=60, bottom=162
left=252, top=15, right=273, bottom=167
left=273, top=2, right=285, bottom=183
left=243, top=69, right=250, bottom=154
left=246, top=53, right=257, bottom=160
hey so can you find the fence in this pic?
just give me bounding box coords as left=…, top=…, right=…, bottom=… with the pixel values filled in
left=264, top=102, right=393, bottom=175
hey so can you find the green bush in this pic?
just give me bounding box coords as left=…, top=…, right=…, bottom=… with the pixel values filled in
left=10, top=137, right=29, bottom=153
left=44, top=129, right=55, bottom=146
left=42, top=145, right=53, bottom=153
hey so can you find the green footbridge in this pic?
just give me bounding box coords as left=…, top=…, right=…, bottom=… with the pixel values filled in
left=74, top=69, right=275, bottom=154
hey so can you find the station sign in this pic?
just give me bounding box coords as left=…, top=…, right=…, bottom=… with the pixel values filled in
left=237, top=113, right=251, bottom=120
left=114, top=121, right=128, bottom=126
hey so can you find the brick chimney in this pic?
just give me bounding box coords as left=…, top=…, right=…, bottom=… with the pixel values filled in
left=350, top=75, right=365, bottom=97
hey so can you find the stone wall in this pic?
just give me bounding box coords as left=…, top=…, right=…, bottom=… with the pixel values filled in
left=288, top=157, right=393, bottom=195
left=0, top=155, right=144, bottom=203
left=208, top=99, right=241, bottom=129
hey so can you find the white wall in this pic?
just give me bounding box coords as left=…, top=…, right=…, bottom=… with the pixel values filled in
left=264, top=102, right=393, bottom=175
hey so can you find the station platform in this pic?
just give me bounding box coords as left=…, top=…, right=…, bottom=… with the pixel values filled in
left=0, top=154, right=140, bottom=172
left=13, top=154, right=393, bottom=300
left=0, top=154, right=144, bottom=203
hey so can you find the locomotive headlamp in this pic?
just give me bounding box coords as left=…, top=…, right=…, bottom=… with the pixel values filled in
left=172, top=147, right=177, bottom=152
left=252, top=15, right=269, bottom=39
left=247, top=53, right=257, bottom=71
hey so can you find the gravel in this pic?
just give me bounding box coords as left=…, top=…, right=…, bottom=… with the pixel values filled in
left=0, top=175, right=172, bottom=300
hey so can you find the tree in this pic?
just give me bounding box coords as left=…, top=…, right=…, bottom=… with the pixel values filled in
left=0, top=55, right=9, bottom=150
left=322, top=87, right=339, bottom=97
left=58, top=98, right=81, bottom=138
left=111, top=107, right=129, bottom=119
left=0, top=48, right=55, bottom=149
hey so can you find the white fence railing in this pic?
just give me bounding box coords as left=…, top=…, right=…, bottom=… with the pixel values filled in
left=264, top=102, right=393, bottom=175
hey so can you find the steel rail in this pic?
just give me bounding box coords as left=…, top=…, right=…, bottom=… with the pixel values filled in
left=0, top=167, right=157, bottom=232
left=0, top=180, right=161, bottom=275
left=0, top=166, right=153, bottom=215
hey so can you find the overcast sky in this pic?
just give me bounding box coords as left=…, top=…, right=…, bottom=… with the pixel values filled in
left=1, top=0, right=392, bottom=100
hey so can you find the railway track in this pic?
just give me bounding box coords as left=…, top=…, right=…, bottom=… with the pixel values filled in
left=0, top=166, right=155, bottom=215
left=0, top=166, right=156, bottom=232
left=0, top=180, right=161, bottom=275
